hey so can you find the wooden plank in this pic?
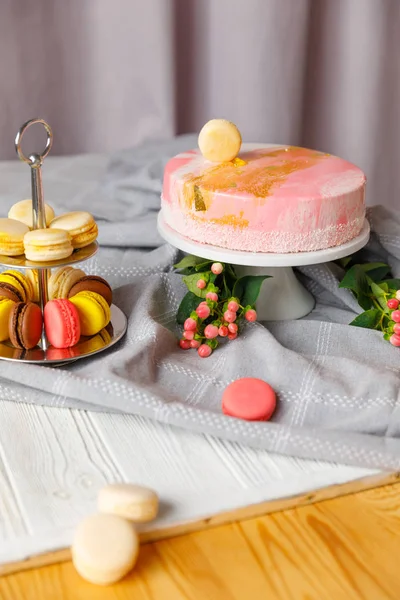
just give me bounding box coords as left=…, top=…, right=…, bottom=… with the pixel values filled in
left=0, top=403, right=123, bottom=538
left=2, top=479, right=400, bottom=600
left=0, top=469, right=397, bottom=577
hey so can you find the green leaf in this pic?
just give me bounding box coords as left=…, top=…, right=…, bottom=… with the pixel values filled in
left=221, top=268, right=237, bottom=300
left=177, top=267, right=197, bottom=276
left=360, top=262, right=391, bottom=282
left=182, top=272, right=210, bottom=297
left=194, top=260, right=213, bottom=272
left=176, top=292, right=203, bottom=324
left=384, top=332, right=392, bottom=342
left=174, top=255, right=206, bottom=270
left=357, top=294, right=374, bottom=311
left=368, top=279, right=389, bottom=311
left=222, top=275, right=231, bottom=300
left=339, top=265, right=370, bottom=297
left=225, top=264, right=238, bottom=279
left=369, top=279, right=385, bottom=297
left=233, top=275, right=271, bottom=307
left=350, top=309, right=381, bottom=330
left=378, top=282, right=389, bottom=293
left=337, top=256, right=353, bottom=268
left=383, top=278, right=400, bottom=291
left=359, top=262, right=390, bottom=273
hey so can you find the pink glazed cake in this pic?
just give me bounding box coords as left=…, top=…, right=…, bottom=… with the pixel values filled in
left=161, top=143, right=366, bottom=253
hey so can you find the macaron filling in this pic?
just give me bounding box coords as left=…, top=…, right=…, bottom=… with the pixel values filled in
left=12, top=303, right=26, bottom=349
left=0, top=282, right=24, bottom=302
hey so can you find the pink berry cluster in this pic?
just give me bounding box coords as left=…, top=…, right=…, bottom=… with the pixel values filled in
left=388, top=290, right=400, bottom=347
left=179, top=262, right=257, bottom=358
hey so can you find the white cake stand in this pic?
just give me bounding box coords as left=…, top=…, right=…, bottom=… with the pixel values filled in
left=157, top=211, right=370, bottom=321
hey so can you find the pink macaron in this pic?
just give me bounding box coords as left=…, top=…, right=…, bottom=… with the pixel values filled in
left=222, top=378, right=277, bottom=421
left=44, top=299, right=81, bottom=349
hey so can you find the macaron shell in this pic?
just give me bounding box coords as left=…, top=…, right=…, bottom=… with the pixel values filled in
left=0, top=218, right=29, bottom=256
left=8, top=199, right=55, bottom=228
left=49, top=266, right=73, bottom=299
left=0, top=298, right=15, bottom=341
left=50, top=212, right=98, bottom=249
left=50, top=211, right=95, bottom=234
left=9, top=302, right=43, bottom=349
left=24, top=244, right=73, bottom=262
left=70, top=222, right=98, bottom=249
left=69, top=276, right=112, bottom=306
left=24, top=228, right=73, bottom=262
left=71, top=513, right=139, bottom=586
left=26, top=270, right=39, bottom=302
left=222, top=378, right=277, bottom=421
left=0, top=282, right=23, bottom=303
left=0, top=270, right=33, bottom=302
left=44, top=299, right=81, bottom=348
left=0, top=272, right=27, bottom=301
left=49, top=267, right=86, bottom=299
left=24, top=228, right=72, bottom=246
left=98, top=483, right=159, bottom=523
left=69, top=291, right=110, bottom=336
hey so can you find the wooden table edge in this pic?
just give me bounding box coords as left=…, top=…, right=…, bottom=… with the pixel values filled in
left=1, top=469, right=397, bottom=577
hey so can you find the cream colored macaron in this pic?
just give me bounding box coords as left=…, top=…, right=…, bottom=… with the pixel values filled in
left=24, top=229, right=73, bottom=262
left=98, top=483, right=159, bottom=523
left=49, top=266, right=86, bottom=299
left=198, top=119, right=242, bottom=162
left=26, top=269, right=40, bottom=302
left=0, top=218, right=30, bottom=256
left=8, top=199, right=55, bottom=229
left=72, top=513, right=139, bottom=585
left=50, top=211, right=98, bottom=249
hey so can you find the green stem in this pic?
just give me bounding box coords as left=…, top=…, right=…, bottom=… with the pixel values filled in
left=372, top=298, right=383, bottom=311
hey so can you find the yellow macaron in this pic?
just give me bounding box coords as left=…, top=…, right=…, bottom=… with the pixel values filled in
left=0, top=270, right=33, bottom=302
left=0, top=218, right=30, bottom=256
left=8, top=199, right=55, bottom=229
left=0, top=297, right=15, bottom=341
left=49, top=212, right=98, bottom=249
left=69, top=291, right=111, bottom=336
left=24, top=229, right=73, bottom=262
left=26, top=269, right=39, bottom=302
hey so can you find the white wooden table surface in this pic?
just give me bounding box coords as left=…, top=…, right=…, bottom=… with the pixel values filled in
left=0, top=400, right=377, bottom=566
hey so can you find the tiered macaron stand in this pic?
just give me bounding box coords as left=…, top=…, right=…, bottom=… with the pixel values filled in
left=0, top=119, right=127, bottom=366
left=157, top=213, right=370, bottom=321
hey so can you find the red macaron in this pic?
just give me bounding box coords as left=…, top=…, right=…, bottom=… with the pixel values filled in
left=44, top=299, right=81, bottom=349
left=222, top=378, right=277, bottom=421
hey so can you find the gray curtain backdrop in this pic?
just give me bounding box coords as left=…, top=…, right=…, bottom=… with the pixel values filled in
left=0, top=0, right=399, bottom=209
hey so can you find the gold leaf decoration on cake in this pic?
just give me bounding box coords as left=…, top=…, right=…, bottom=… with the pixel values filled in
left=194, top=186, right=206, bottom=211
left=182, top=146, right=329, bottom=203
left=232, top=157, right=247, bottom=167
left=192, top=212, right=249, bottom=229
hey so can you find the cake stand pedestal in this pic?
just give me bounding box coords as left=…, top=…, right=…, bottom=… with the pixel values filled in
left=157, top=211, right=370, bottom=321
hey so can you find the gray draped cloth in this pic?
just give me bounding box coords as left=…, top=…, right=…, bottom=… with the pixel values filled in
left=0, top=135, right=399, bottom=471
